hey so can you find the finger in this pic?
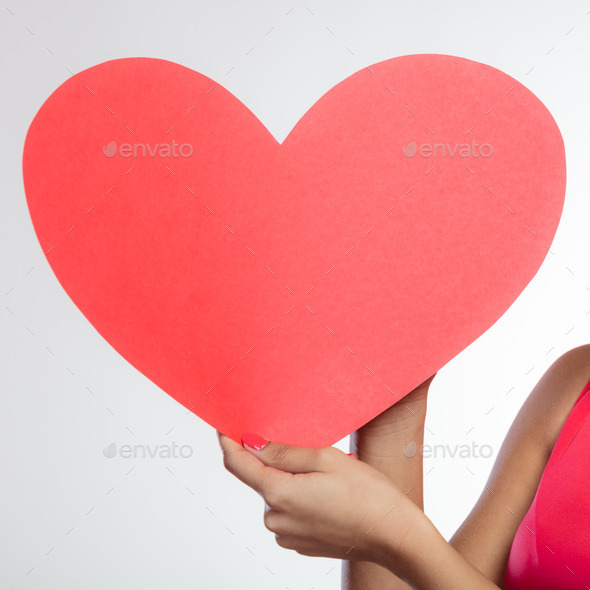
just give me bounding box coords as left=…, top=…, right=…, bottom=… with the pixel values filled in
left=218, top=431, right=286, bottom=496
left=241, top=432, right=338, bottom=473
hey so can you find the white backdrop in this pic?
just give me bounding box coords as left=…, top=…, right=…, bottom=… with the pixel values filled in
left=1, top=1, right=590, bottom=589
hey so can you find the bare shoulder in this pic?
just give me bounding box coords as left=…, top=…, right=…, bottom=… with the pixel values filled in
left=488, top=342, right=590, bottom=484
left=449, top=343, right=590, bottom=585
left=524, top=343, right=590, bottom=452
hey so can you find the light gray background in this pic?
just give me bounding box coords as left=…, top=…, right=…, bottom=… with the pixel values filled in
left=2, top=1, right=590, bottom=588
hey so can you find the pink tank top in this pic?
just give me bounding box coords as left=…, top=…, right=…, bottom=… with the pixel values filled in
left=504, top=375, right=590, bottom=589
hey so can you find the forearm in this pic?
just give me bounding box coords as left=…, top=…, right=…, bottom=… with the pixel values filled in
left=343, top=397, right=427, bottom=589
left=377, top=514, right=501, bottom=590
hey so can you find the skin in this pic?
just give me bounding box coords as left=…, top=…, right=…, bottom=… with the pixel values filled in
left=218, top=343, right=590, bottom=589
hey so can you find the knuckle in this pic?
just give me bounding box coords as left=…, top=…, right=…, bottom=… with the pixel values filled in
left=265, top=483, right=287, bottom=508
left=263, top=510, right=278, bottom=532
left=275, top=534, right=291, bottom=548
left=222, top=453, right=234, bottom=473
left=265, top=475, right=295, bottom=508
left=269, top=444, right=290, bottom=466
left=317, top=446, right=338, bottom=466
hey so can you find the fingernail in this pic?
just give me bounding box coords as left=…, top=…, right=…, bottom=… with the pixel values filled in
left=241, top=433, right=269, bottom=450
left=347, top=452, right=359, bottom=460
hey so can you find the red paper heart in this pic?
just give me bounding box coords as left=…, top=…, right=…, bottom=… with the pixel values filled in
left=22, top=54, right=565, bottom=446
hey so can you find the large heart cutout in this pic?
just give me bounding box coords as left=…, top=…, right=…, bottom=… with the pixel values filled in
left=23, top=54, right=566, bottom=446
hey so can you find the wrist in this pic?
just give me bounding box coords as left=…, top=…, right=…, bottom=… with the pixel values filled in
left=373, top=510, right=501, bottom=590
left=351, top=418, right=426, bottom=460
left=371, top=497, right=433, bottom=581
left=355, top=386, right=429, bottom=442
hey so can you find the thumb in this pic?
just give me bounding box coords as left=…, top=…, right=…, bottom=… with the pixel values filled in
left=241, top=432, right=337, bottom=474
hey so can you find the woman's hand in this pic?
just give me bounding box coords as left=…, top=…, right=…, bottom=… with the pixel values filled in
left=217, top=429, right=502, bottom=590
left=217, top=431, right=424, bottom=567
